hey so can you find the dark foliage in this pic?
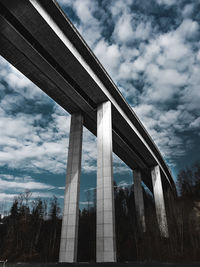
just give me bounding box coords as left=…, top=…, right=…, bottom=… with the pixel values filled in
left=0, top=191, right=62, bottom=262
left=0, top=163, right=200, bottom=262
left=77, top=207, right=96, bottom=262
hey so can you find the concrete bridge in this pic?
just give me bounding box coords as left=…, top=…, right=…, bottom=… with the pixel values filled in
left=0, top=0, right=176, bottom=263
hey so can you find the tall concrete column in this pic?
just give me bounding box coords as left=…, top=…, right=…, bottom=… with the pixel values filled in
left=59, top=113, right=83, bottom=262
left=96, top=101, right=116, bottom=262
left=133, top=169, right=146, bottom=232
left=151, top=165, right=169, bottom=238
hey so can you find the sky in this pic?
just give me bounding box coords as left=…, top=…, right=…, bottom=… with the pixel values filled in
left=0, top=0, right=200, bottom=214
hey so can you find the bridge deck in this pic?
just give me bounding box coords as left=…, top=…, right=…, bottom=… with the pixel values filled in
left=0, top=0, right=175, bottom=191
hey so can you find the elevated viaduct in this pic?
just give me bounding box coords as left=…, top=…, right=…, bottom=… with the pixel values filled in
left=0, top=0, right=176, bottom=263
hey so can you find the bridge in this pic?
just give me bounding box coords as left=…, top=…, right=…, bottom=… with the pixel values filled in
left=0, top=0, right=176, bottom=263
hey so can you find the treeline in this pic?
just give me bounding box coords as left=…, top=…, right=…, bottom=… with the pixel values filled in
left=0, top=192, right=61, bottom=262
left=80, top=163, right=200, bottom=262
left=0, top=163, right=200, bottom=262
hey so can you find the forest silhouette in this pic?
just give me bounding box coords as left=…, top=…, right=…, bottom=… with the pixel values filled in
left=0, top=163, right=200, bottom=263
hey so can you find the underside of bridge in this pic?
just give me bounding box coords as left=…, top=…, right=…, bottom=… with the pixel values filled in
left=0, top=0, right=176, bottom=263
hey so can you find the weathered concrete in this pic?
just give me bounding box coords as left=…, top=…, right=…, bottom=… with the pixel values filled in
left=151, top=165, right=169, bottom=238
left=59, top=113, right=83, bottom=263
left=133, top=169, right=146, bottom=232
left=96, top=101, right=116, bottom=262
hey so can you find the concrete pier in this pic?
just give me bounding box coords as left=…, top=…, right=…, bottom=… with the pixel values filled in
left=151, top=165, right=169, bottom=238
left=0, top=1, right=177, bottom=261
left=96, top=101, right=116, bottom=262
left=133, top=169, right=146, bottom=233
left=59, top=113, right=83, bottom=262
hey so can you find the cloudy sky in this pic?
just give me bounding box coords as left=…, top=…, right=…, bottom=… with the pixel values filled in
left=0, top=0, right=200, bottom=213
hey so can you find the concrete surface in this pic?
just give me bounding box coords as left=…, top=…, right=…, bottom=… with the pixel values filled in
left=59, top=113, right=83, bottom=262
left=0, top=0, right=175, bottom=192
left=151, top=165, right=168, bottom=238
left=96, top=101, right=116, bottom=262
left=133, top=170, right=146, bottom=233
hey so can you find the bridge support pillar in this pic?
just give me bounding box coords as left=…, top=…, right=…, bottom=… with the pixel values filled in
left=96, top=101, right=116, bottom=262
left=59, top=113, right=83, bottom=262
left=133, top=169, right=146, bottom=232
left=151, top=165, right=169, bottom=238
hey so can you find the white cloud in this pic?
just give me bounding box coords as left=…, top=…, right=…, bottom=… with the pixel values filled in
left=134, top=21, right=152, bottom=41
left=182, top=4, right=194, bottom=18
left=84, top=187, right=96, bottom=192
left=177, top=19, right=199, bottom=40
left=113, top=154, right=131, bottom=174
left=0, top=192, right=63, bottom=203
left=73, top=0, right=93, bottom=24
left=80, top=201, right=94, bottom=205
left=82, top=127, right=97, bottom=173
left=1, top=0, right=200, bottom=181
left=156, top=0, right=176, bottom=6
left=67, top=0, right=103, bottom=48
left=0, top=92, right=97, bottom=174
left=133, top=104, right=189, bottom=160
left=31, top=192, right=64, bottom=199
left=94, top=40, right=121, bottom=78
left=114, top=14, right=134, bottom=43
left=0, top=174, right=14, bottom=180
left=0, top=175, right=54, bottom=191
left=110, top=0, right=131, bottom=18
left=190, top=117, right=200, bottom=129
left=112, top=13, right=152, bottom=44
left=132, top=57, right=146, bottom=72
left=0, top=174, right=60, bottom=205
left=0, top=193, right=18, bottom=202
left=0, top=57, right=47, bottom=102
left=58, top=186, right=65, bottom=190
left=0, top=110, right=68, bottom=173
left=116, top=180, right=133, bottom=188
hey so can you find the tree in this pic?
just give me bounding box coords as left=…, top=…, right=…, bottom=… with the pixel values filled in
left=48, top=196, right=61, bottom=260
